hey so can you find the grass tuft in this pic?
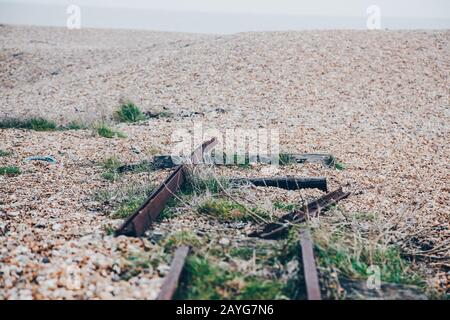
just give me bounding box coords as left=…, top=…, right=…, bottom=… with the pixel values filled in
left=0, top=149, right=11, bottom=157
left=100, top=156, right=123, bottom=181
left=0, top=166, right=21, bottom=176
left=197, top=198, right=249, bottom=222
left=175, top=256, right=287, bottom=300
left=110, top=186, right=154, bottom=219
left=278, top=153, right=291, bottom=166
left=101, top=156, right=123, bottom=171
left=313, top=212, right=426, bottom=291
left=120, top=253, right=153, bottom=281
left=29, top=118, right=57, bottom=131
left=197, top=198, right=270, bottom=223
left=273, top=201, right=297, bottom=212
left=112, top=197, right=145, bottom=219
left=184, top=174, right=229, bottom=195
left=115, top=102, right=147, bottom=123
left=64, top=121, right=88, bottom=130
left=328, top=156, right=345, bottom=170
left=96, top=123, right=126, bottom=138
left=163, top=231, right=202, bottom=251
left=0, top=117, right=56, bottom=131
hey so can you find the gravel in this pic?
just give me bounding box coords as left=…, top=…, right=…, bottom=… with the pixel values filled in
left=0, top=25, right=449, bottom=299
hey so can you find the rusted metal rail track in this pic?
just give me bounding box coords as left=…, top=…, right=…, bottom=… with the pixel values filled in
left=115, top=138, right=217, bottom=237
left=299, top=230, right=321, bottom=300
left=250, top=187, right=350, bottom=300
left=114, top=137, right=346, bottom=301
left=249, top=187, right=350, bottom=239
left=157, top=246, right=190, bottom=300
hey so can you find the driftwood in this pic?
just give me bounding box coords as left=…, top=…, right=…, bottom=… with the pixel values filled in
left=230, top=177, right=327, bottom=192
left=249, top=187, right=350, bottom=239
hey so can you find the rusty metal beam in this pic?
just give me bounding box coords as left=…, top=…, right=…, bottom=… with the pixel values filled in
left=300, top=230, right=321, bottom=300
left=249, top=187, right=350, bottom=239
left=115, top=165, right=186, bottom=237
left=115, top=138, right=217, bottom=237
left=157, top=246, right=190, bottom=300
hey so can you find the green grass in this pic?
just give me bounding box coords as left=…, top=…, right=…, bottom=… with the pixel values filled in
left=100, top=156, right=123, bottom=181
left=92, top=184, right=154, bottom=219
left=102, top=224, right=116, bottom=236
left=115, top=102, right=147, bottom=123
left=0, top=166, right=21, bottom=176
left=0, top=149, right=11, bottom=157
left=273, top=201, right=297, bottom=212
left=278, top=153, right=291, bottom=166
left=101, top=171, right=120, bottom=182
left=101, top=156, right=123, bottom=171
left=0, top=118, right=29, bottom=129
left=229, top=247, right=254, bottom=260
left=328, top=156, right=345, bottom=170
left=184, top=175, right=229, bottom=195
left=120, top=253, right=153, bottom=281
left=163, top=231, right=202, bottom=251
left=110, top=186, right=154, bottom=219
left=197, top=198, right=251, bottom=222
left=197, top=197, right=271, bottom=223
left=314, top=235, right=424, bottom=287
left=175, top=256, right=288, bottom=300
left=64, top=121, right=88, bottom=130
left=0, top=117, right=90, bottom=131
left=112, top=195, right=146, bottom=219
left=0, top=117, right=57, bottom=131
left=158, top=189, right=200, bottom=221
left=29, top=118, right=57, bottom=131
left=229, top=154, right=251, bottom=168
left=96, top=123, right=126, bottom=138
left=334, top=162, right=345, bottom=170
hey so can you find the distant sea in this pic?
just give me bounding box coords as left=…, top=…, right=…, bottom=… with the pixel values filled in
left=1, top=2, right=449, bottom=33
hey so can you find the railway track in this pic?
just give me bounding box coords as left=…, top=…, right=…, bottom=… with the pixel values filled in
left=114, top=138, right=349, bottom=300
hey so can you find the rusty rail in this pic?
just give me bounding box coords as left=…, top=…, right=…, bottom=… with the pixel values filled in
left=249, top=187, right=350, bottom=239
left=114, top=137, right=344, bottom=301
left=157, top=246, right=190, bottom=300
left=249, top=187, right=350, bottom=300
left=300, top=230, right=321, bottom=300
left=115, top=138, right=217, bottom=237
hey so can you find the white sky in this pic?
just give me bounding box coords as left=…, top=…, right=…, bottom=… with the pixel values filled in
left=6, top=0, right=450, bottom=19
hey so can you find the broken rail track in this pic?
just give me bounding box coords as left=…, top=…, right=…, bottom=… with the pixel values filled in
left=114, top=138, right=349, bottom=300
left=115, top=138, right=217, bottom=237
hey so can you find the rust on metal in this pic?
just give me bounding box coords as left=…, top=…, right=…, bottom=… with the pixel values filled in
left=300, top=230, right=322, bottom=300
left=249, top=187, right=350, bottom=239
left=190, top=137, right=217, bottom=164
left=157, top=246, right=190, bottom=300
left=115, top=138, right=217, bottom=237
left=115, top=165, right=186, bottom=237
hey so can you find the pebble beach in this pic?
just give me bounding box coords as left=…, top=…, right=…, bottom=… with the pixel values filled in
left=0, top=25, right=449, bottom=299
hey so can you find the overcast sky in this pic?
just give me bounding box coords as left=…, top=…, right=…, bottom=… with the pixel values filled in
left=1, top=0, right=449, bottom=32
left=5, top=0, right=450, bottom=18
